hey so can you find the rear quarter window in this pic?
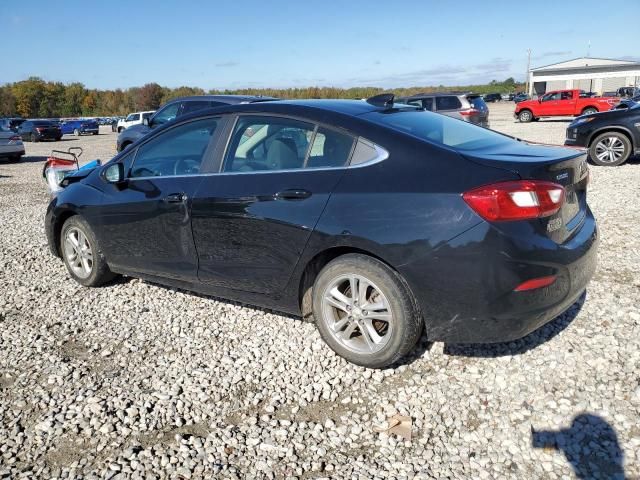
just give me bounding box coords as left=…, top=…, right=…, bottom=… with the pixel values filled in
left=435, top=96, right=462, bottom=110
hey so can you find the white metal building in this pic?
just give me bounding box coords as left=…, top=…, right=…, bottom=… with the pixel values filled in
left=528, top=57, right=640, bottom=96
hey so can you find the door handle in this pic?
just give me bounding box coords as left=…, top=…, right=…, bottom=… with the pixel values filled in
left=275, top=189, right=312, bottom=201
left=164, top=193, right=187, bottom=203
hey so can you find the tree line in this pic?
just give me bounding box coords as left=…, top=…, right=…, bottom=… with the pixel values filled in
left=0, top=77, right=523, bottom=118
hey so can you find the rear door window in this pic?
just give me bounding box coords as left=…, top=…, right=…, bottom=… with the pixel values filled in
left=181, top=101, right=214, bottom=115
left=224, top=116, right=314, bottom=172
left=306, top=128, right=354, bottom=168
left=435, top=96, right=462, bottom=111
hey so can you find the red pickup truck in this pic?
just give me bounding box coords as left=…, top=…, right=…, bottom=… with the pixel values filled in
left=514, top=89, right=616, bottom=122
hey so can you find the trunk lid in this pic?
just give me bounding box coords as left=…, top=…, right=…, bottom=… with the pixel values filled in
left=462, top=142, right=589, bottom=244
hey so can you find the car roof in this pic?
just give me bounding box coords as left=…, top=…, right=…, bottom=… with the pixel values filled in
left=167, top=94, right=278, bottom=104
left=399, top=92, right=472, bottom=99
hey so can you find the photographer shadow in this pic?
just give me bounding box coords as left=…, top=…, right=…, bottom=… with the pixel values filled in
left=532, top=413, right=626, bottom=479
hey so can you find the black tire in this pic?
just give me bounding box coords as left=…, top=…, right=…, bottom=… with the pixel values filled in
left=518, top=110, right=533, bottom=122
left=312, top=254, right=423, bottom=368
left=589, top=132, right=632, bottom=167
left=93, top=132, right=98, bottom=135
left=117, top=127, right=124, bottom=133
left=56, top=136, right=62, bottom=141
left=60, top=216, right=117, bottom=287
left=582, top=107, right=598, bottom=116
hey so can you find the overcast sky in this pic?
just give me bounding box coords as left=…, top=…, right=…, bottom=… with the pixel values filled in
left=2, top=0, right=638, bottom=90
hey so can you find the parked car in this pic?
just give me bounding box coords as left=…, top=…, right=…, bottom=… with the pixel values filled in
left=18, top=120, right=62, bottom=142
left=45, top=95, right=597, bottom=368
left=616, top=86, right=640, bottom=98
left=116, top=95, right=277, bottom=152
left=0, top=125, right=25, bottom=162
left=60, top=119, right=99, bottom=136
left=116, top=111, right=155, bottom=133
left=514, top=89, right=616, bottom=122
left=501, top=93, right=515, bottom=101
left=513, top=93, right=530, bottom=103
left=483, top=93, right=502, bottom=103
left=395, top=92, right=490, bottom=127
left=565, top=101, right=640, bottom=166
left=0, top=117, right=26, bottom=132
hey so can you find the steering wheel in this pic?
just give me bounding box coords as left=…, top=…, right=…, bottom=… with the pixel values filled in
left=174, top=158, right=200, bottom=175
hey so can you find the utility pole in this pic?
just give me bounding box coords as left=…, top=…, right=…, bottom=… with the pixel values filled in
left=525, top=49, right=531, bottom=96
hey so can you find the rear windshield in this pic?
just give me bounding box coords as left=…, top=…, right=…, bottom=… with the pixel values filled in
left=362, top=110, right=513, bottom=151
left=33, top=121, right=54, bottom=126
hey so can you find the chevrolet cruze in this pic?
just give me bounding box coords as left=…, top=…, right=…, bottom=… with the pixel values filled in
left=45, top=95, right=598, bottom=368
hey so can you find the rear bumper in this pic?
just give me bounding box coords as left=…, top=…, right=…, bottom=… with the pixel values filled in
left=400, top=209, right=598, bottom=343
left=0, top=144, right=25, bottom=157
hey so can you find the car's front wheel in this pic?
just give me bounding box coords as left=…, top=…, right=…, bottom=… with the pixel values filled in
left=61, top=216, right=117, bottom=287
left=312, top=254, right=423, bottom=368
left=589, top=132, right=632, bottom=166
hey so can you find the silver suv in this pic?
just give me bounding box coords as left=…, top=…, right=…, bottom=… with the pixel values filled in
left=395, top=93, right=490, bottom=128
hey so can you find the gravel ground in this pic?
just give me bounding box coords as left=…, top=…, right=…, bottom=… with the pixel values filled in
left=1, top=107, right=639, bottom=479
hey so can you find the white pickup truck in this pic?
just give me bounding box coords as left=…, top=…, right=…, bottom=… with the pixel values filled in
left=116, top=111, right=155, bottom=133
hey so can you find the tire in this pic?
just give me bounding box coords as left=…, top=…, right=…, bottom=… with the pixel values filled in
left=74, top=129, right=80, bottom=136
left=312, top=254, right=423, bottom=368
left=60, top=216, right=117, bottom=287
left=117, top=127, right=124, bottom=133
left=9, top=154, right=22, bottom=163
left=93, top=132, right=98, bottom=135
left=589, top=132, right=632, bottom=167
left=56, top=136, right=62, bottom=141
left=518, top=110, right=533, bottom=122
left=582, top=107, right=598, bottom=116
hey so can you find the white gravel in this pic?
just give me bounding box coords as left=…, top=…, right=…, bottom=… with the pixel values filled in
left=1, top=108, right=639, bottom=479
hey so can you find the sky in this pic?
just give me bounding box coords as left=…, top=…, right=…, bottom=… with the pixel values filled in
left=1, top=0, right=638, bottom=90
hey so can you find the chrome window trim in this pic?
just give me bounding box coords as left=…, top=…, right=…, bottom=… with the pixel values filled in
left=126, top=137, right=388, bottom=181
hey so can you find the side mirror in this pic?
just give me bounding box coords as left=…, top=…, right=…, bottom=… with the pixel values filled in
left=104, top=163, right=125, bottom=184
left=143, top=118, right=149, bottom=126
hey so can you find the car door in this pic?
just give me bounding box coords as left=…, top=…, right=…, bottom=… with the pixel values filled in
left=96, top=117, right=222, bottom=280
left=191, top=115, right=355, bottom=294
left=557, top=91, right=576, bottom=115
left=538, top=92, right=561, bottom=115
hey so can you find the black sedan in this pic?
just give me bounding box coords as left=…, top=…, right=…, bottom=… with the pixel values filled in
left=18, top=120, right=62, bottom=142
left=45, top=95, right=597, bottom=368
left=565, top=101, right=640, bottom=166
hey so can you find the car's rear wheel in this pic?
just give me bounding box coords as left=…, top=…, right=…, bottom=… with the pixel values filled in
left=589, top=132, right=632, bottom=166
left=518, top=110, right=533, bottom=122
left=312, top=254, right=422, bottom=368
left=61, top=216, right=117, bottom=287
left=582, top=107, right=598, bottom=116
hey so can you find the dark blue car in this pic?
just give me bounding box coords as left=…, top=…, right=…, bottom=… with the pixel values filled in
left=60, top=119, right=99, bottom=136
left=45, top=95, right=597, bottom=368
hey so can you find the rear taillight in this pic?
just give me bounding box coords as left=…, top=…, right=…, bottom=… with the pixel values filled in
left=459, top=109, right=480, bottom=116
left=463, top=180, right=565, bottom=222
left=514, top=275, right=557, bottom=291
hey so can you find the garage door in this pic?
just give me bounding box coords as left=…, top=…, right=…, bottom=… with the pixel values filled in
left=602, top=77, right=627, bottom=92
left=575, top=78, right=594, bottom=91
left=546, top=80, right=566, bottom=91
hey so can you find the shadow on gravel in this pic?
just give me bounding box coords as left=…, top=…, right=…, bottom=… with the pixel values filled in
left=19, top=155, right=48, bottom=163
left=443, top=291, right=586, bottom=358
left=531, top=413, right=626, bottom=479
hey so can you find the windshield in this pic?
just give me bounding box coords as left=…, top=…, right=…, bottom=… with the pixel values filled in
left=362, top=110, right=513, bottom=151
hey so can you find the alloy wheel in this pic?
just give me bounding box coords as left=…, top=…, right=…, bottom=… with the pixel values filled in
left=320, top=274, right=393, bottom=355
left=595, top=136, right=626, bottom=164
left=63, top=227, right=94, bottom=279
